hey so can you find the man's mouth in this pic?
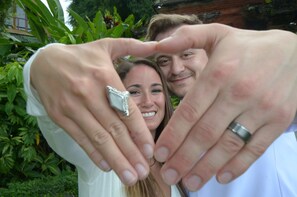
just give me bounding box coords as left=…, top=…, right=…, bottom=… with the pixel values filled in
left=169, top=74, right=192, bottom=83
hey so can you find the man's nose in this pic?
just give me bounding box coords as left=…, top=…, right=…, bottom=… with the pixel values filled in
left=171, top=57, right=185, bottom=75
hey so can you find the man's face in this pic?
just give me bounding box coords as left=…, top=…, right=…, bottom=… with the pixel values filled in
left=154, top=26, right=208, bottom=97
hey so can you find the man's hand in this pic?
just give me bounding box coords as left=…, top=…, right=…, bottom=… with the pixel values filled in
left=155, top=24, right=297, bottom=191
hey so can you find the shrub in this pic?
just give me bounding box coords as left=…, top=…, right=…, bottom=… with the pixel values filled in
left=0, top=171, right=78, bottom=197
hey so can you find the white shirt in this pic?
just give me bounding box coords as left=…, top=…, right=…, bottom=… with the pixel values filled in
left=23, top=45, right=182, bottom=197
left=189, top=128, right=297, bottom=197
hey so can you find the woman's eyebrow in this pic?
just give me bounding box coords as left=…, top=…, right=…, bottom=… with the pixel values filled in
left=127, top=84, right=141, bottom=89
left=151, top=83, right=162, bottom=87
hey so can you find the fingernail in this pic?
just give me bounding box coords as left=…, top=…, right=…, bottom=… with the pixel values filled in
left=185, top=175, right=202, bottom=191
left=135, top=163, right=149, bottom=180
left=122, top=170, right=137, bottom=186
left=98, top=160, right=111, bottom=171
left=218, top=172, right=233, bottom=184
left=155, top=146, right=169, bottom=162
left=143, top=144, right=154, bottom=159
left=162, top=168, right=178, bottom=185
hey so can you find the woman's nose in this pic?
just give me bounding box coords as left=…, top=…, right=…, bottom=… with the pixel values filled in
left=141, top=94, right=154, bottom=107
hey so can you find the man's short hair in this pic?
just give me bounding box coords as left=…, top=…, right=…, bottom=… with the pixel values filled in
left=146, top=14, right=203, bottom=41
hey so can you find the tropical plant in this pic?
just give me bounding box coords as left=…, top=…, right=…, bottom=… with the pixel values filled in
left=69, top=0, right=155, bottom=28
left=0, top=32, right=74, bottom=187
left=17, top=0, right=146, bottom=45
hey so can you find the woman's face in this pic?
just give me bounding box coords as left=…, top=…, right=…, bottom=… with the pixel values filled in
left=123, top=65, right=165, bottom=137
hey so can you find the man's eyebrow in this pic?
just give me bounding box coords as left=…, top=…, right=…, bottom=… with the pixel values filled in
left=155, top=54, right=170, bottom=59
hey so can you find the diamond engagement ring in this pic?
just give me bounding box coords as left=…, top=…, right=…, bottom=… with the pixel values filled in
left=106, top=86, right=130, bottom=116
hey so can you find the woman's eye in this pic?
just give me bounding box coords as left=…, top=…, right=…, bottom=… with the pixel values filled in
left=152, top=89, right=162, bottom=94
left=129, top=90, right=140, bottom=95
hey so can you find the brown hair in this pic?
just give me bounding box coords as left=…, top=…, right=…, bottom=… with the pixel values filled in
left=116, top=58, right=187, bottom=197
left=146, top=13, right=203, bottom=41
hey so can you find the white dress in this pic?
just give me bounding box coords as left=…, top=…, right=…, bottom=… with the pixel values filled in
left=23, top=45, right=182, bottom=197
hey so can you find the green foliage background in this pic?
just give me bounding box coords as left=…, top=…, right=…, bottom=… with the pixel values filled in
left=69, top=0, right=155, bottom=27
left=0, top=0, right=147, bottom=193
left=0, top=0, right=13, bottom=29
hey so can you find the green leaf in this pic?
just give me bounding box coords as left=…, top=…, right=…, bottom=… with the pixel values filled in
left=86, top=31, right=94, bottom=42
left=66, top=32, right=76, bottom=44
left=110, top=23, right=125, bottom=38
left=18, top=0, right=56, bottom=26
left=21, top=146, right=37, bottom=162
left=34, top=155, right=43, bottom=164
left=0, top=153, right=15, bottom=173
left=0, top=41, right=12, bottom=57
left=14, top=105, right=27, bottom=116
left=48, top=165, right=61, bottom=175
left=94, top=11, right=107, bottom=38
left=4, top=102, right=14, bottom=114
left=7, top=84, right=17, bottom=102
left=68, top=9, right=88, bottom=30
left=123, top=14, right=135, bottom=26
left=2, top=144, right=11, bottom=154
left=25, top=12, right=48, bottom=43
left=47, top=0, right=64, bottom=23
left=12, top=136, right=23, bottom=145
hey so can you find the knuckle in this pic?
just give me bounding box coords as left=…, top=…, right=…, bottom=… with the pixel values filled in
left=93, top=67, right=111, bottom=82
left=231, top=156, right=250, bottom=174
left=194, top=121, right=218, bottom=144
left=201, top=158, right=218, bottom=176
left=76, top=135, right=90, bottom=147
left=108, top=122, right=127, bottom=139
left=210, top=64, right=233, bottom=83
left=273, top=105, right=295, bottom=125
left=163, top=124, right=185, bottom=144
left=46, top=106, right=62, bottom=122
left=59, top=97, right=74, bottom=112
left=70, top=77, right=90, bottom=97
left=245, top=141, right=267, bottom=159
left=230, top=78, right=255, bottom=101
left=177, top=152, right=195, bottom=170
left=260, top=97, right=294, bottom=126
left=259, top=95, right=277, bottom=111
left=179, top=101, right=200, bottom=124
left=92, top=130, right=111, bottom=146
left=221, top=133, right=244, bottom=155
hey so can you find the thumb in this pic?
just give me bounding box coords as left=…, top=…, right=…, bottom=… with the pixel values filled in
left=99, top=38, right=157, bottom=60
left=156, top=23, right=232, bottom=55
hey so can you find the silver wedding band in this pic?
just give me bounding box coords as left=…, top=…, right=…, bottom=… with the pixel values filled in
left=228, top=121, right=252, bottom=143
left=106, top=86, right=130, bottom=116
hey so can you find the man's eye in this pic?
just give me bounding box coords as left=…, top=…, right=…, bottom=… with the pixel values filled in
left=157, top=58, right=170, bottom=66
left=182, top=52, right=194, bottom=58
